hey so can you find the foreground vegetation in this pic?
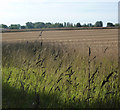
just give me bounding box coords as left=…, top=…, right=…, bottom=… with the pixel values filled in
left=2, top=41, right=120, bottom=108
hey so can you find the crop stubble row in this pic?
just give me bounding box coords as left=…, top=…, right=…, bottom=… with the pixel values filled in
left=2, top=29, right=118, bottom=58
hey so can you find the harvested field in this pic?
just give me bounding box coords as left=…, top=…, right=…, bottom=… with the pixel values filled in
left=2, top=29, right=118, bottom=57
left=2, top=29, right=118, bottom=43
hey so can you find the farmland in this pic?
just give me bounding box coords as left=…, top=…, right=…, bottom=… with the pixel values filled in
left=2, top=29, right=120, bottom=108
left=2, top=29, right=118, bottom=43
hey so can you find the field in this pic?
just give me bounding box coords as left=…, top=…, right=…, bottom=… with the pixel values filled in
left=2, top=29, right=120, bottom=108
left=2, top=29, right=118, bottom=43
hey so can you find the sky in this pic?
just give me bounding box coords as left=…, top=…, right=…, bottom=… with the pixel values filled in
left=0, top=0, right=119, bottom=26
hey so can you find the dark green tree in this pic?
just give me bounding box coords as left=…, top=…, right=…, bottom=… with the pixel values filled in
left=58, top=23, right=63, bottom=28
left=9, top=24, right=21, bottom=29
left=26, top=22, right=34, bottom=29
left=76, top=23, right=81, bottom=27
left=53, top=23, right=63, bottom=28
left=45, top=22, right=52, bottom=28
left=1, top=24, right=8, bottom=29
left=87, top=23, right=93, bottom=27
left=95, top=21, right=103, bottom=27
left=34, top=22, right=45, bottom=28
left=21, top=26, right=26, bottom=29
left=107, top=22, right=115, bottom=27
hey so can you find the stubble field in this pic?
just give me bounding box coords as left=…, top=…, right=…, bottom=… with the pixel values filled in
left=2, top=29, right=118, bottom=43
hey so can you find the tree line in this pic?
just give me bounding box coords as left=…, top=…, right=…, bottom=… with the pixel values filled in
left=1, top=21, right=119, bottom=29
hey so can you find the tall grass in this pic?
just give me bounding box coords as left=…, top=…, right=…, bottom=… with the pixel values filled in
left=2, top=40, right=120, bottom=108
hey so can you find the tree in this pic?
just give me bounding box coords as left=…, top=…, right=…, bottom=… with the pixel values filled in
left=34, top=22, right=45, bottom=28
left=26, top=22, right=34, bottom=29
left=95, top=21, right=103, bottom=27
left=66, top=22, right=72, bottom=27
left=21, top=26, right=26, bottom=29
left=115, top=23, right=120, bottom=27
left=82, top=24, right=87, bottom=27
left=69, top=23, right=73, bottom=27
left=107, top=22, right=115, bottom=27
left=58, top=23, right=63, bottom=28
left=87, top=23, right=93, bottom=27
left=9, top=24, right=21, bottom=29
left=1, top=24, right=8, bottom=29
left=45, top=22, right=52, bottom=28
left=76, top=23, right=81, bottom=27
left=64, top=22, right=67, bottom=27
left=52, top=23, right=63, bottom=28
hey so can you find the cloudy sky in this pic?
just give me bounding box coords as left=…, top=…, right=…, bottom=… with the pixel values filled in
left=0, top=0, right=119, bottom=26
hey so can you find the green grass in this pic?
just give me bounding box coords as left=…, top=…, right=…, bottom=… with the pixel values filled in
left=2, top=41, right=120, bottom=108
